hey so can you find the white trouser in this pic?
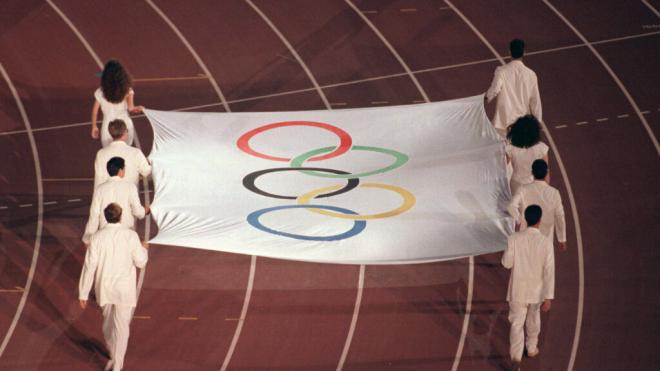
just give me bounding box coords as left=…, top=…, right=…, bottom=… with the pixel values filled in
left=102, top=304, right=133, bottom=370
left=508, top=301, right=541, bottom=361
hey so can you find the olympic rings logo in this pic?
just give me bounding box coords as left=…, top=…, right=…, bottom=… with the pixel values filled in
left=237, top=121, right=416, bottom=241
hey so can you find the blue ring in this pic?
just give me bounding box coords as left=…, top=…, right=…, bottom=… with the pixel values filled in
left=247, top=204, right=366, bottom=241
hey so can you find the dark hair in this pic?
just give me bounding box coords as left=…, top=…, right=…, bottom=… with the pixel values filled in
left=108, top=119, right=127, bottom=139
left=101, top=60, right=132, bottom=103
left=106, top=157, right=125, bottom=176
left=524, top=205, right=542, bottom=226
left=532, top=159, right=548, bottom=180
left=507, top=115, right=541, bottom=148
left=510, top=39, right=525, bottom=59
left=104, top=203, right=122, bottom=224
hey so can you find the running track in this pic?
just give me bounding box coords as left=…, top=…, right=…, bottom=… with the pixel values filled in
left=0, top=1, right=658, bottom=370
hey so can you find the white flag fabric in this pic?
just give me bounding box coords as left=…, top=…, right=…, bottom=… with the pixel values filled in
left=145, top=95, right=512, bottom=264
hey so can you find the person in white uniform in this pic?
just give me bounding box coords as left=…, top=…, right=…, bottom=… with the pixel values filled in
left=90, top=60, right=144, bottom=147
left=79, top=203, right=149, bottom=371
left=485, top=38, right=542, bottom=135
left=502, top=205, right=554, bottom=371
left=94, top=119, right=151, bottom=189
left=508, top=159, right=567, bottom=251
left=505, top=115, right=549, bottom=195
left=83, top=157, right=149, bottom=245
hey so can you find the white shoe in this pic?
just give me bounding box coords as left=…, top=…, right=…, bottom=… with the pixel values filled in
left=527, top=348, right=540, bottom=358
left=104, top=359, right=114, bottom=371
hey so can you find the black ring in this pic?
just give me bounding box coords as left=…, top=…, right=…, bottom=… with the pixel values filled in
left=243, top=167, right=359, bottom=200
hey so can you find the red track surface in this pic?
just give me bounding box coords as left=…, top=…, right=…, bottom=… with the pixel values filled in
left=1, top=1, right=659, bottom=370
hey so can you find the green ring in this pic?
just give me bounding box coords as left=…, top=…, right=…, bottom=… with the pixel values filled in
left=290, top=145, right=409, bottom=178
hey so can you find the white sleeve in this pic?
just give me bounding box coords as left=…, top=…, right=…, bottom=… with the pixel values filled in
left=136, top=149, right=151, bottom=179
left=507, top=189, right=523, bottom=224
left=79, top=243, right=99, bottom=300
left=93, top=153, right=106, bottom=190
left=486, top=67, right=503, bottom=103
left=82, top=190, right=102, bottom=244
left=129, top=185, right=146, bottom=220
left=554, top=191, right=567, bottom=243
left=130, top=232, right=148, bottom=269
left=542, top=239, right=555, bottom=300
left=501, top=237, right=515, bottom=269
left=530, top=75, right=542, bottom=122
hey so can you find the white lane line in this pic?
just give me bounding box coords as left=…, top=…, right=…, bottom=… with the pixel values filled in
left=245, top=0, right=331, bottom=108
left=345, top=0, right=430, bottom=102
left=0, top=32, right=652, bottom=138
left=0, top=63, right=44, bottom=359
left=617, top=114, right=630, bottom=118
left=544, top=0, right=660, bottom=156
left=445, top=3, right=585, bottom=371
left=43, top=178, right=92, bottom=182
left=336, top=265, right=364, bottom=371
left=67, top=198, right=81, bottom=203
left=18, top=204, right=33, bottom=208
left=220, top=255, right=256, bottom=371
left=370, top=101, right=389, bottom=105
left=145, top=0, right=230, bottom=112
left=331, top=102, right=348, bottom=106
left=641, top=110, right=650, bottom=115
left=555, top=125, right=568, bottom=129
left=400, top=8, right=417, bottom=12
left=43, top=201, right=57, bottom=206
left=362, top=10, right=378, bottom=14
left=444, top=0, right=505, bottom=64
left=2, top=31, right=658, bottom=138
left=451, top=256, right=474, bottom=371
left=342, top=3, right=435, bottom=370
left=590, top=30, right=660, bottom=45
left=596, top=117, right=609, bottom=122
left=45, top=0, right=103, bottom=67
left=0, top=206, right=8, bottom=210
left=142, top=4, right=258, bottom=369
left=641, top=0, right=660, bottom=17
left=46, top=0, right=154, bottom=309
left=575, top=121, right=588, bottom=126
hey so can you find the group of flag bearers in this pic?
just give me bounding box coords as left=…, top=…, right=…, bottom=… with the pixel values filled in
left=78, top=36, right=565, bottom=370
left=487, top=39, right=568, bottom=371
left=78, top=60, right=152, bottom=371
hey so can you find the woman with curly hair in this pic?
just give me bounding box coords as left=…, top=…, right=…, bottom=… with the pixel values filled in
left=506, top=115, right=549, bottom=194
left=91, top=60, right=143, bottom=147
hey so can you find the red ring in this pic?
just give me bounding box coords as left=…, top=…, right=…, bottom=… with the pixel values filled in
left=237, top=121, right=352, bottom=162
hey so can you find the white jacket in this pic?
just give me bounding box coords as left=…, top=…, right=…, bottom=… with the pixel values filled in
left=507, top=180, right=566, bottom=243
left=79, top=223, right=148, bottom=307
left=94, top=140, right=151, bottom=189
left=486, top=60, right=542, bottom=129
left=83, top=176, right=146, bottom=244
left=502, top=228, right=554, bottom=303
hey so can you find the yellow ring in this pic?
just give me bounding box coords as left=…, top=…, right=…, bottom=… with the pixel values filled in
left=296, top=183, right=416, bottom=220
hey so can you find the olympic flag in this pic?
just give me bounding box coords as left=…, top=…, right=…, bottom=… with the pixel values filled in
left=145, top=95, right=512, bottom=264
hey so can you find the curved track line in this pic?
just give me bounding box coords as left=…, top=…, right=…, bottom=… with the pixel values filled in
left=346, top=2, right=475, bottom=369
left=542, top=1, right=659, bottom=157
left=641, top=0, right=660, bottom=17
left=344, top=0, right=430, bottom=103
left=239, top=3, right=369, bottom=370
left=144, top=0, right=231, bottom=113
left=0, top=63, right=44, bottom=358
left=444, top=2, right=585, bottom=370
left=244, top=0, right=331, bottom=108
left=1, top=30, right=659, bottom=137
left=140, top=2, right=260, bottom=369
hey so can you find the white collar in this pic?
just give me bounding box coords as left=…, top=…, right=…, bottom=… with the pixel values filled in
left=110, top=140, right=128, bottom=147
left=109, top=176, right=123, bottom=181
left=105, top=223, right=122, bottom=228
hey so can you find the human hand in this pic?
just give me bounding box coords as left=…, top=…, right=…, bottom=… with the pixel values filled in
left=91, top=126, right=99, bottom=139
left=558, top=242, right=567, bottom=252
left=144, top=206, right=151, bottom=215
left=541, top=299, right=551, bottom=312
left=142, top=241, right=149, bottom=249
left=79, top=299, right=87, bottom=310
left=130, top=105, right=145, bottom=114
